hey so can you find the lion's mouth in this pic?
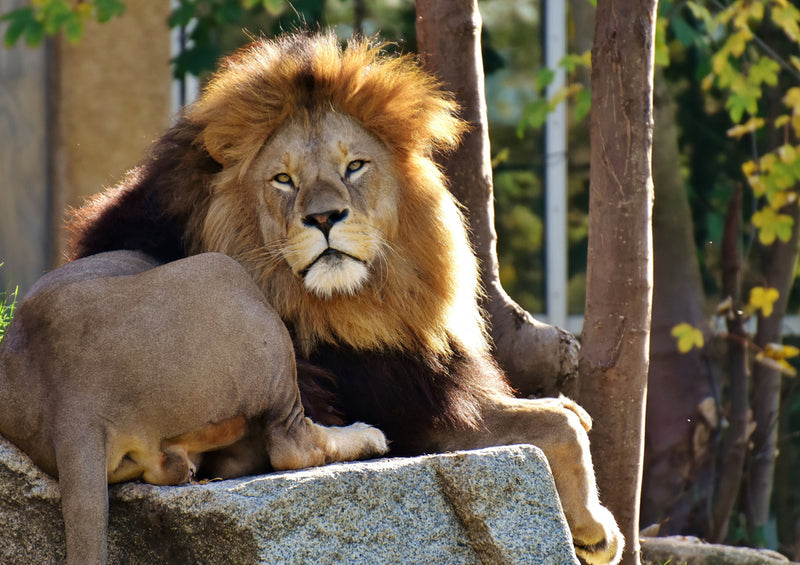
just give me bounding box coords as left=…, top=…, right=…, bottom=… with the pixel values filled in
left=299, top=248, right=365, bottom=278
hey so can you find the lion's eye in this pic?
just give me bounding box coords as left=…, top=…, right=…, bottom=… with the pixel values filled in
left=345, top=160, right=368, bottom=178
left=272, top=173, right=295, bottom=189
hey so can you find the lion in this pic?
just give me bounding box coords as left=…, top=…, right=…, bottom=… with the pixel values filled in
left=0, top=250, right=388, bottom=565
left=65, top=31, right=623, bottom=564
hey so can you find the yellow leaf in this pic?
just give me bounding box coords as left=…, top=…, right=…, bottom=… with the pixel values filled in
left=76, top=3, right=93, bottom=19
left=748, top=175, right=766, bottom=197
left=728, top=28, right=753, bottom=57
left=749, top=286, right=780, bottom=317
left=759, top=152, right=777, bottom=173
left=727, top=117, right=765, bottom=138
left=742, top=160, right=758, bottom=176
left=769, top=191, right=797, bottom=209
left=671, top=323, right=705, bottom=353
left=751, top=207, right=794, bottom=244
left=784, top=88, right=800, bottom=112
left=761, top=342, right=800, bottom=360
left=778, top=144, right=798, bottom=164
left=755, top=354, right=797, bottom=376
left=775, top=115, right=791, bottom=129
left=733, top=1, right=763, bottom=28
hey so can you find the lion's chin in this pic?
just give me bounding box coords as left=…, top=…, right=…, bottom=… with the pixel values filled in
left=302, top=252, right=369, bottom=298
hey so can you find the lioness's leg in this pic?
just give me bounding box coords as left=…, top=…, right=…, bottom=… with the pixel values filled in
left=266, top=397, right=388, bottom=470
left=54, top=423, right=110, bottom=565
left=435, top=395, right=623, bottom=565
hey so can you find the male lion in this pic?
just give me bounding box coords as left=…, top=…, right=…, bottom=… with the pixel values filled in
left=67, top=31, right=623, bottom=564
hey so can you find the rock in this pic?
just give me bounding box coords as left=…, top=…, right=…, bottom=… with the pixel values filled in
left=0, top=434, right=579, bottom=564
left=641, top=536, right=797, bottom=565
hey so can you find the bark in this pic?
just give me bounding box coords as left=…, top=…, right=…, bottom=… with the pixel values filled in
left=414, top=0, right=580, bottom=398
left=745, top=202, right=800, bottom=544
left=642, top=67, right=717, bottom=536
left=578, top=1, right=657, bottom=563
left=711, top=186, right=750, bottom=543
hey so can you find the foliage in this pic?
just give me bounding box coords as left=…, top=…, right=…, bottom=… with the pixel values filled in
left=517, top=51, right=591, bottom=137
left=671, top=0, right=800, bottom=372
left=695, top=0, right=800, bottom=246
left=663, top=0, right=800, bottom=552
left=0, top=265, right=18, bottom=343
left=1, top=0, right=125, bottom=47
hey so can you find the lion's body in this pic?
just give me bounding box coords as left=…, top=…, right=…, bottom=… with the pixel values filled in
left=0, top=251, right=387, bottom=564
left=63, top=32, right=622, bottom=564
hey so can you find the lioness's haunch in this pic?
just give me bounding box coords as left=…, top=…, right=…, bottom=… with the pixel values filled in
left=0, top=251, right=388, bottom=565
left=66, top=31, right=623, bottom=564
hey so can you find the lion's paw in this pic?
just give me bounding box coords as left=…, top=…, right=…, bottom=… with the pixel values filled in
left=572, top=504, right=624, bottom=565
left=327, top=422, right=389, bottom=461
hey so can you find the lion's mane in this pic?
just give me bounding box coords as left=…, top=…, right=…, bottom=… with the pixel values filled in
left=68, top=32, right=511, bottom=453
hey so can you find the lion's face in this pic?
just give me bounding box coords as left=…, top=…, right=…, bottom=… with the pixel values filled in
left=244, top=112, right=400, bottom=299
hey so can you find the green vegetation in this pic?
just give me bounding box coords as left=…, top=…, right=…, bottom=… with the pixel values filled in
left=0, top=265, right=17, bottom=343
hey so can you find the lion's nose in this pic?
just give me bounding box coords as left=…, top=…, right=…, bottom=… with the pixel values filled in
left=303, top=209, right=349, bottom=238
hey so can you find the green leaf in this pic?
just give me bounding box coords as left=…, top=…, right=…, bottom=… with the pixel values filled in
left=748, top=57, right=780, bottom=87
left=574, top=88, right=592, bottom=122
left=213, top=1, right=244, bottom=25
left=261, top=0, right=286, bottom=16
left=670, top=13, right=702, bottom=47
left=535, top=67, right=555, bottom=92
left=560, top=52, right=590, bottom=73
left=169, top=1, right=197, bottom=28
left=23, top=20, right=45, bottom=47
left=725, top=78, right=760, bottom=123
left=93, top=0, right=126, bottom=23
left=63, top=14, right=84, bottom=43
left=1, top=7, right=38, bottom=47
left=39, top=0, right=74, bottom=35
left=517, top=99, right=551, bottom=137
left=655, top=17, right=670, bottom=66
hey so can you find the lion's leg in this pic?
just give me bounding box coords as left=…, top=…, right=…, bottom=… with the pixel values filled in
left=54, top=422, right=110, bottom=565
left=435, top=395, right=623, bottom=565
left=265, top=399, right=388, bottom=471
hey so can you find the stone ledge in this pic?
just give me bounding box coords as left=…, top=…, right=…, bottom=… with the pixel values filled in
left=0, top=435, right=578, bottom=564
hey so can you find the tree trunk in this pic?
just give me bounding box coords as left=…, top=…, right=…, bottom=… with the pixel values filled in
left=745, top=202, right=800, bottom=545
left=414, top=0, right=581, bottom=399
left=578, top=1, right=657, bottom=563
left=642, top=67, right=717, bottom=537
left=711, top=185, right=750, bottom=543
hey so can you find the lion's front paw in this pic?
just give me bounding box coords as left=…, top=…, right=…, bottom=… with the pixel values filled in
left=572, top=505, right=623, bottom=565
left=327, top=422, right=389, bottom=461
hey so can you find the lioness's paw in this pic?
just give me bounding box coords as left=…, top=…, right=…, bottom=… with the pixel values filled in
left=573, top=505, right=623, bottom=565
left=327, top=422, right=389, bottom=461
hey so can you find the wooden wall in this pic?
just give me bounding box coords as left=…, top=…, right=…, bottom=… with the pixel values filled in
left=0, top=0, right=173, bottom=294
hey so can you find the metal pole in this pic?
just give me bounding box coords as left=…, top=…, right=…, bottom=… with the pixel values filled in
left=544, top=0, right=568, bottom=330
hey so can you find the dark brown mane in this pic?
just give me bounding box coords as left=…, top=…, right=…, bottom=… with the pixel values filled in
left=67, top=120, right=219, bottom=263
left=298, top=341, right=511, bottom=455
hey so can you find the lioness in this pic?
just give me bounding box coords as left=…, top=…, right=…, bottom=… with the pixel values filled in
left=0, top=251, right=387, bottom=565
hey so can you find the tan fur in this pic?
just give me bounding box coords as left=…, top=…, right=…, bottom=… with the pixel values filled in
left=180, top=34, right=483, bottom=358
left=63, top=32, right=622, bottom=564
left=0, top=251, right=388, bottom=565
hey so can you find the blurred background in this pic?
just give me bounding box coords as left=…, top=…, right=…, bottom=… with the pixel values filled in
left=1, top=0, right=799, bottom=558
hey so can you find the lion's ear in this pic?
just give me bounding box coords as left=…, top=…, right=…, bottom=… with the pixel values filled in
left=202, top=126, right=263, bottom=174
left=202, top=127, right=236, bottom=167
